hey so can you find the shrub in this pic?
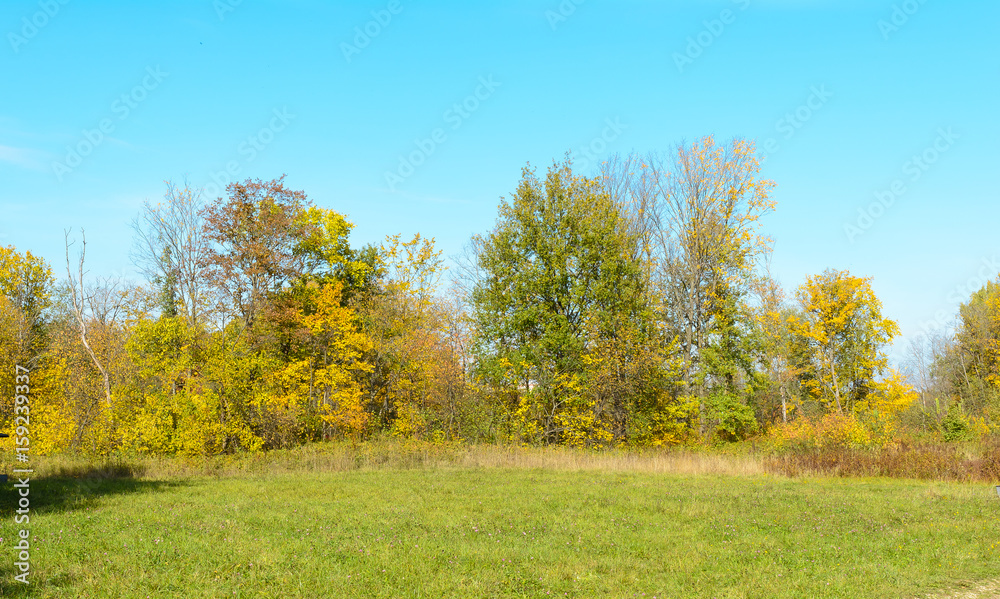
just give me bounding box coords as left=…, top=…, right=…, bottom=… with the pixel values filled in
left=941, top=403, right=973, bottom=442
left=709, top=393, right=759, bottom=442
left=767, top=412, right=877, bottom=451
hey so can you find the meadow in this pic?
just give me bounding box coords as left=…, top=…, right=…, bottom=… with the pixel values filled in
left=0, top=443, right=997, bottom=598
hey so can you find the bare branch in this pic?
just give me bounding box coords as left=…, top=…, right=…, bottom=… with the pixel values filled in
left=65, top=229, right=113, bottom=408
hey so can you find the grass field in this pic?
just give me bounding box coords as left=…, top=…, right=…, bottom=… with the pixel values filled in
left=0, top=445, right=997, bottom=598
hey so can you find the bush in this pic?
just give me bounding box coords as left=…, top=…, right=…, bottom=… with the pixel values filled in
left=941, top=403, right=973, bottom=442
left=767, top=412, right=877, bottom=451
left=709, top=393, right=758, bottom=442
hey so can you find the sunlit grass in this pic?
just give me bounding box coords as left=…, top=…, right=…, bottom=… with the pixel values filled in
left=0, top=445, right=997, bottom=598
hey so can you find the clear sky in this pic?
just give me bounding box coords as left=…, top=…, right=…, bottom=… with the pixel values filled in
left=1, top=0, right=997, bottom=364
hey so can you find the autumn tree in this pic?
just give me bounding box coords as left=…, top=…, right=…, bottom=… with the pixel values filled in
left=0, top=244, right=53, bottom=359
left=187, top=176, right=374, bottom=450
left=602, top=137, right=776, bottom=437
left=200, top=176, right=314, bottom=330
left=928, top=276, right=1000, bottom=423
left=254, top=206, right=372, bottom=443
left=955, top=279, right=1000, bottom=412
left=788, top=269, right=913, bottom=416
left=356, top=234, right=449, bottom=435
left=431, top=287, right=478, bottom=439
left=471, top=159, right=653, bottom=446
left=0, top=245, right=62, bottom=450
left=295, top=204, right=373, bottom=298
left=263, top=280, right=371, bottom=442
left=52, top=231, right=151, bottom=452
left=751, top=268, right=800, bottom=424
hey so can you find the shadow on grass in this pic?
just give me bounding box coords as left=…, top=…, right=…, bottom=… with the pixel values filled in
left=0, top=462, right=186, bottom=518
left=0, top=463, right=187, bottom=596
left=0, top=464, right=186, bottom=594
left=0, top=563, right=37, bottom=598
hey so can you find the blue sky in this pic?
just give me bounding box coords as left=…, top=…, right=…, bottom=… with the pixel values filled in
left=1, top=0, right=998, bottom=364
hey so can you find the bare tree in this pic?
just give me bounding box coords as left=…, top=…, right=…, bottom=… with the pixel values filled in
left=131, top=180, right=209, bottom=327
left=599, top=152, right=661, bottom=305
left=904, top=326, right=963, bottom=427
left=65, top=229, right=112, bottom=408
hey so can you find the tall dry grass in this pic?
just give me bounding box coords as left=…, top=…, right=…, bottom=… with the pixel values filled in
left=11, top=438, right=999, bottom=483
left=453, top=444, right=766, bottom=476
left=765, top=440, right=1000, bottom=483
left=9, top=441, right=767, bottom=481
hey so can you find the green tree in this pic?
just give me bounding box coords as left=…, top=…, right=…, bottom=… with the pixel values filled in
left=929, top=276, right=1000, bottom=421
left=471, top=159, right=651, bottom=445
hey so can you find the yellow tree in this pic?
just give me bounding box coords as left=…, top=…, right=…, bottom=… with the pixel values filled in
left=358, top=233, right=447, bottom=436
left=0, top=245, right=79, bottom=454
left=267, top=281, right=371, bottom=439
left=0, top=244, right=53, bottom=355
left=788, top=269, right=907, bottom=415
left=0, top=244, right=53, bottom=382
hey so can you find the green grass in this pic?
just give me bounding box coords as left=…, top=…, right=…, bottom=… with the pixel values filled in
left=0, top=457, right=998, bottom=597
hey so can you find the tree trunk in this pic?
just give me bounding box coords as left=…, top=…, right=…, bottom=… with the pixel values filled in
left=780, top=383, right=787, bottom=423
left=65, top=230, right=113, bottom=408
left=828, top=350, right=843, bottom=414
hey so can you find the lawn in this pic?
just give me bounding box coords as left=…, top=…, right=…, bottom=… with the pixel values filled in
left=0, top=454, right=997, bottom=598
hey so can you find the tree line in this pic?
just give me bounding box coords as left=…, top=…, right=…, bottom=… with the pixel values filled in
left=0, top=136, right=993, bottom=455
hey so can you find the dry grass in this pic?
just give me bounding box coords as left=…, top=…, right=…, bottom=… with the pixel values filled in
left=455, top=444, right=767, bottom=475
left=923, top=580, right=1000, bottom=599
left=765, top=441, right=1000, bottom=483
left=8, top=440, right=768, bottom=481
left=13, top=438, right=1000, bottom=485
